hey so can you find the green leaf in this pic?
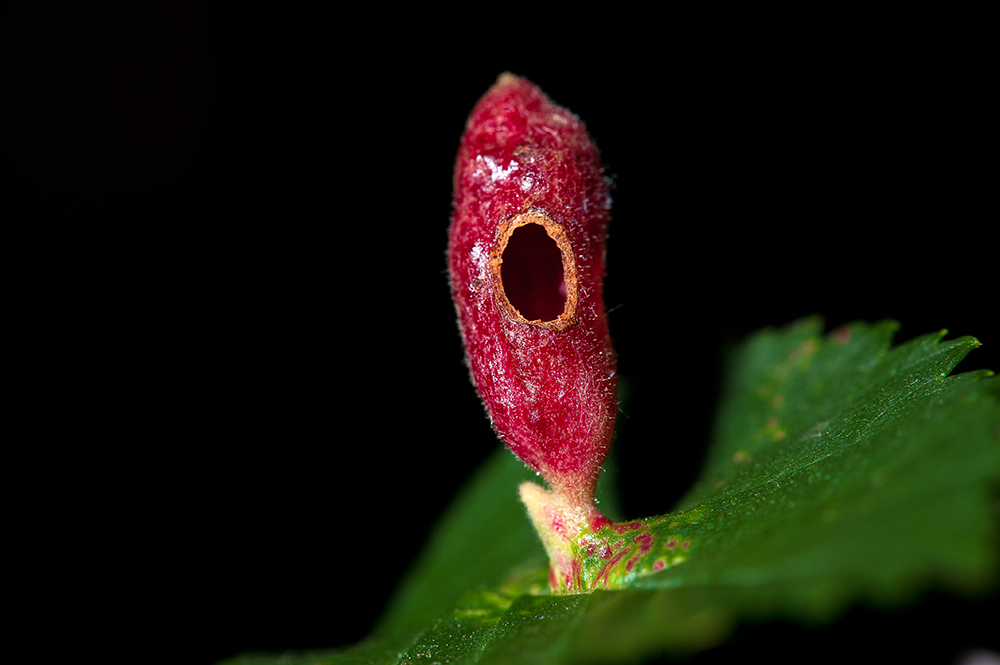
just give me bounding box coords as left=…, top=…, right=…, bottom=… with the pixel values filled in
left=219, top=319, right=1000, bottom=664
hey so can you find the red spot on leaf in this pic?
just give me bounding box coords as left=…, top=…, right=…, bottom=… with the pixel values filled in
left=634, top=532, right=654, bottom=552
left=611, top=521, right=643, bottom=534
left=595, top=550, right=628, bottom=587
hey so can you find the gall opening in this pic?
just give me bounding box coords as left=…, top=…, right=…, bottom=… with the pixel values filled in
left=492, top=210, right=578, bottom=331
left=502, top=223, right=566, bottom=321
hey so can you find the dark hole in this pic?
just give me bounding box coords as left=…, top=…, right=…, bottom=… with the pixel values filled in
left=501, top=223, right=566, bottom=322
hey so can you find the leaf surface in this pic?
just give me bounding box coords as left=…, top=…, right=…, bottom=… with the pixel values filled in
left=218, top=319, right=1000, bottom=664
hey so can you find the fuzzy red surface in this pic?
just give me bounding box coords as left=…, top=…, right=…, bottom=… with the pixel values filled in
left=447, top=74, right=616, bottom=501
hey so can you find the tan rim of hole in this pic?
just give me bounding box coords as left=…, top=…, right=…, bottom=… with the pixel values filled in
left=490, top=209, right=579, bottom=332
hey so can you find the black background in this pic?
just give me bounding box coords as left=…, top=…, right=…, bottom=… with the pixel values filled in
left=4, top=5, right=996, bottom=664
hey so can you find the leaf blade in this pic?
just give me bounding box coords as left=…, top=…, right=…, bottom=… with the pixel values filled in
left=223, top=321, right=1000, bottom=664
